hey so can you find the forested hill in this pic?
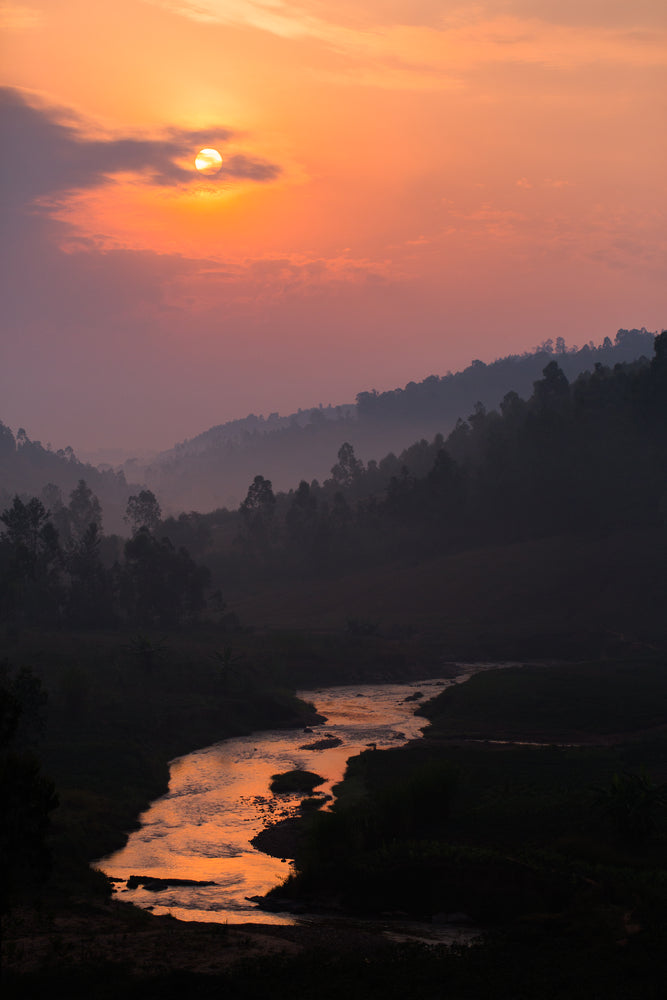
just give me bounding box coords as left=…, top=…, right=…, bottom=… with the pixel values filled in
left=130, top=328, right=655, bottom=513
left=354, top=328, right=654, bottom=425
left=155, top=331, right=667, bottom=650
left=1, top=328, right=656, bottom=525
left=0, top=425, right=133, bottom=534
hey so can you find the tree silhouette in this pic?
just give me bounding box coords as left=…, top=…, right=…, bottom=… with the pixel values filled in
left=125, top=489, right=162, bottom=534
left=0, top=497, right=63, bottom=625
left=68, top=479, right=102, bottom=543
left=330, top=442, right=364, bottom=490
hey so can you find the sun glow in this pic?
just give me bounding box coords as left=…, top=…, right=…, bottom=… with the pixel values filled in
left=195, top=147, right=223, bottom=174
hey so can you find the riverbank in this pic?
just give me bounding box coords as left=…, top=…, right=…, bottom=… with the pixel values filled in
left=1, top=627, right=464, bottom=914
left=0, top=626, right=338, bottom=908
left=5, top=643, right=667, bottom=997
left=98, top=676, right=450, bottom=923
left=254, top=659, right=667, bottom=948
left=2, top=900, right=405, bottom=980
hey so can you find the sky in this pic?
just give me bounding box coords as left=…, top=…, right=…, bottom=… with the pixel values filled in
left=1, top=1, right=665, bottom=456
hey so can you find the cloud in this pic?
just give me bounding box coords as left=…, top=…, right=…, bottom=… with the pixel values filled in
left=219, top=153, right=280, bottom=182
left=0, top=85, right=294, bottom=452
left=146, top=0, right=667, bottom=98
left=153, top=1, right=667, bottom=35
left=149, top=1, right=667, bottom=40
left=0, top=87, right=280, bottom=210
left=0, top=3, right=43, bottom=30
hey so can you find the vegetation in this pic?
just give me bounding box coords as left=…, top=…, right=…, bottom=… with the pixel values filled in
left=0, top=487, right=210, bottom=630
left=257, top=659, right=667, bottom=995
left=2, top=326, right=667, bottom=996
left=0, top=425, right=132, bottom=534
left=0, top=630, right=324, bottom=905
left=122, top=327, right=657, bottom=511
left=142, top=332, right=666, bottom=584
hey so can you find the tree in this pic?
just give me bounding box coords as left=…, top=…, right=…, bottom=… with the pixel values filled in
left=533, top=361, right=570, bottom=411
left=240, top=475, right=275, bottom=520
left=125, top=489, right=162, bottom=534
left=285, top=481, right=320, bottom=569
left=330, top=442, right=363, bottom=490
left=67, top=522, right=113, bottom=627
left=0, top=421, right=16, bottom=458
left=120, top=529, right=210, bottom=627
left=68, top=479, right=102, bottom=543
left=40, top=483, right=71, bottom=545
left=237, top=475, right=277, bottom=565
left=0, top=497, right=63, bottom=625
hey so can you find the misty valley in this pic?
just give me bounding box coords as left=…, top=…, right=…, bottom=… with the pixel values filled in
left=2, top=330, right=667, bottom=998
left=4, top=0, right=665, bottom=991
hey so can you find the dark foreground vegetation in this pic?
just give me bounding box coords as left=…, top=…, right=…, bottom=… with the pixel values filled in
left=4, top=654, right=667, bottom=998
left=2, top=328, right=667, bottom=996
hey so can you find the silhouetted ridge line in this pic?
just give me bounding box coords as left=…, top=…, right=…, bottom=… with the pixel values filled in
left=125, top=329, right=657, bottom=513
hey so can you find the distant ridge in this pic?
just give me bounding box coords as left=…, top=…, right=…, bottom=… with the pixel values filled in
left=127, top=328, right=656, bottom=513
left=0, top=424, right=135, bottom=533
left=165, top=402, right=356, bottom=459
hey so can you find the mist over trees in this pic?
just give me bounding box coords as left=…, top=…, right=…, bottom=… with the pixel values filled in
left=3, top=328, right=666, bottom=994
left=151, top=332, right=667, bottom=612
left=0, top=485, right=210, bottom=631
left=0, top=426, right=133, bottom=534
left=1, top=329, right=656, bottom=526
left=4, top=329, right=663, bottom=646
left=124, top=328, right=657, bottom=513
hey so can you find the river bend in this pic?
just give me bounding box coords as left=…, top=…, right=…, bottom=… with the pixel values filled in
left=100, top=676, right=465, bottom=924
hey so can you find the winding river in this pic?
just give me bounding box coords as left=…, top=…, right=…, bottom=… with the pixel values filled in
left=99, top=674, right=475, bottom=925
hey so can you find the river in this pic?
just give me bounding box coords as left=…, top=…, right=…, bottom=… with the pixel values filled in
left=99, top=673, right=478, bottom=925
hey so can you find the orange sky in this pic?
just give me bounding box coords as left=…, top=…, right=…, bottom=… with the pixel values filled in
left=1, top=1, right=665, bottom=453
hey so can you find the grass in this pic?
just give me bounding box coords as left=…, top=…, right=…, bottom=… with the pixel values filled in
left=419, top=659, right=667, bottom=744
left=228, top=527, right=667, bottom=658
left=266, top=656, right=667, bottom=971
left=0, top=626, right=326, bottom=900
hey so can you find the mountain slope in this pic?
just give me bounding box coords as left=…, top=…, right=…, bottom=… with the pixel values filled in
left=131, top=328, right=656, bottom=513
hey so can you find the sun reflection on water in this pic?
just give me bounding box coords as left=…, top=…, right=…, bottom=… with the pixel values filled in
left=99, top=679, right=455, bottom=924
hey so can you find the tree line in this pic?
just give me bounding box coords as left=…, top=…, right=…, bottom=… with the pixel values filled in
left=3, top=331, right=665, bottom=623
left=0, top=483, right=210, bottom=630
left=119, top=328, right=657, bottom=513
left=161, top=331, right=667, bottom=584
left=0, top=424, right=132, bottom=534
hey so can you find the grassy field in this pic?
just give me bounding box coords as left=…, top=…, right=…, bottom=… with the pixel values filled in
left=228, top=527, right=667, bottom=660
left=419, top=659, right=667, bottom=743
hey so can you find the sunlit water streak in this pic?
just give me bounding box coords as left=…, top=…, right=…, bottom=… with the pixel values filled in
left=99, top=673, right=483, bottom=925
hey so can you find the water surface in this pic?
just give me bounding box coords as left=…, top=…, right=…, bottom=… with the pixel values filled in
left=100, top=677, right=465, bottom=924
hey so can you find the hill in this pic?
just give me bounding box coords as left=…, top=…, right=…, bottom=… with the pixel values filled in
left=127, top=328, right=656, bottom=513
left=0, top=425, right=133, bottom=534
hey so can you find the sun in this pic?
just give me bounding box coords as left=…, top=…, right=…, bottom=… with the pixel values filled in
left=195, top=148, right=223, bottom=175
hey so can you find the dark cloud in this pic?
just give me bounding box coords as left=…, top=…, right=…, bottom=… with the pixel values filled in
left=220, top=153, right=281, bottom=182
left=0, top=87, right=281, bottom=208
left=0, top=87, right=286, bottom=452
